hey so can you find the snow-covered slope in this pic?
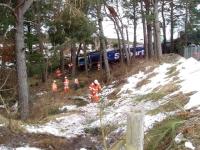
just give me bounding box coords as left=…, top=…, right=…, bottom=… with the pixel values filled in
left=23, top=57, right=200, bottom=148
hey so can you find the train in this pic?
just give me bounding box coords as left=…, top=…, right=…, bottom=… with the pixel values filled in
left=77, top=46, right=144, bottom=67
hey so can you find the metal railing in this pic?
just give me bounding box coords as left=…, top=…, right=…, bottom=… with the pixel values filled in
left=184, top=45, right=200, bottom=60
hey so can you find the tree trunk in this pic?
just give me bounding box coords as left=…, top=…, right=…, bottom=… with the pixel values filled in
left=97, top=5, right=111, bottom=80
left=133, top=1, right=137, bottom=60
left=145, top=1, right=154, bottom=58
left=114, top=22, right=124, bottom=64
left=161, top=0, right=167, bottom=53
left=170, top=0, right=174, bottom=53
left=125, top=26, right=131, bottom=60
left=15, top=6, right=29, bottom=120
left=60, top=49, right=64, bottom=79
left=185, top=0, right=188, bottom=46
left=71, top=43, right=77, bottom=77
left=154, top=0, right=162, bottom=60
left=27, top=22, right=33, bottom=53
left=147, top=24, right=153, bottom=58
left=35, top=0, right=47, bottom=83
left=83, top=42, right=88, bottom=76
left=140, top=0, right=148, bottom=59
left=115, top=17, right=130, bottom=65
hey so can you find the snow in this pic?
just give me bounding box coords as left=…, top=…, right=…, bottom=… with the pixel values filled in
left=0, top=105, right=5, bottom=109
left=176, top=58, right=200, bottom=109
left=23, top=56, right=200, bottom=145
left=175, top=133, right=185, bottom=144
left=0, top=145, right=42, bottom=150
left=185, top=141, right=195, bottom=150
left=120, top=63, right=173, bottom=95
left=59, top=105, right=77, bottom=112
left=26, top=114, right=86, bottom=138
left=0, top=124, right=5, bottom=127
left=36, top=91, right=47, bottom=96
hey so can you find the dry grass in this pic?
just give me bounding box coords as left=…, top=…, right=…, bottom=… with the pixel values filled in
left=166, top=66, right=177, bottom=75
left=148, top=92, right=190, bottom=115
left=154, top=83, right=180, bottom=95
left=136, top=79, right=151, bottom=89
left=135, top=72, right=157, bottom=89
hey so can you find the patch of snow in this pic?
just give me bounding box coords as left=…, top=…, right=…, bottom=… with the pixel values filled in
left=0, top=123, right=5, bottom=127
left=184, top=91, right=200, bottom=109
left=80, top=148, right=87, bottom=150
left=16, top=146, right=42, bottom=150
left=120, top=63, right=173, bottom=95
left=36, top=91, right=47, bottom=96
left=59, top=105, right=77, bottom=112
left=145, top=111, right=176, bottom=132
left=176, top=57, right=200, bottom=109
left=0, top=105, right=5, bottom=109
left=144, top=113, right=167, bottom=131
left=26, top=114, right=86, bottom=138
left=175, top=133, right=185, bottom=144
left=0, top=145, right=42, bottom=150
left=185, top=141, right=195, bottom=150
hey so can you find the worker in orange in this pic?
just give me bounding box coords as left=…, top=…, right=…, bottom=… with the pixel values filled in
left=52, top=80, right=58, bottom=92
left=55, top=68, right=62, bottom=78
left=89, top=80, right=102, bottom=103
left=63, top=76, right=69, bottom=93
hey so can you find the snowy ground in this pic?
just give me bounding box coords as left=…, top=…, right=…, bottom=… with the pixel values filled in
left=4, top=57, right=200, bottom=149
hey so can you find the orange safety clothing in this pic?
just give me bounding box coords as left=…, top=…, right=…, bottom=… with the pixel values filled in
left=55, top=69, right=62, bottom=78
left=52, top=82, right=57, bottom=92
left=89, top=82, right=102, bottom=102
left=64, top=78, right=69, bottom=92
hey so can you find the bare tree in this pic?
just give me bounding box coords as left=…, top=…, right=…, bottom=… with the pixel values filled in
left=140, top=0, right=148, bottom=59
left=0, top=0, right=34, bottom=120
left=170, top=0, right=174, bottom=53
left=153, top=0, right=162, bottom=60
left=96, top=4, right=111, bottom=80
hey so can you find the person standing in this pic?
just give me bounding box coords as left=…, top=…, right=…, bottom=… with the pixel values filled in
left=73, top=78, right=80, bottom=90
left=63, top=76, right=69, bottom=93
left=51, top=80, right=58, bottom=99
left=89, top=80, right=102, bottom=103
left=52, top=80, right=58, bottom=92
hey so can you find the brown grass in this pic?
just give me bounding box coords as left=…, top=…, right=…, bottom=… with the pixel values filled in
left=154, top=83, right=180, bottom=95
left=148, top=92, right=190, bottom=115
left=136, top=79, right=151, bottom=89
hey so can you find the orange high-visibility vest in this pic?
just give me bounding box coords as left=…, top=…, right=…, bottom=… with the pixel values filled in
left=52, top=83, right=57, bottom=92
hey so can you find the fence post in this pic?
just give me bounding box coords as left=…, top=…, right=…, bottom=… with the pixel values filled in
left=126, top=109, right=144, bottom=150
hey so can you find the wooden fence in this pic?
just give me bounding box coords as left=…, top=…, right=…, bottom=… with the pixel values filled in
left=184, top=45, right=200, bottom=60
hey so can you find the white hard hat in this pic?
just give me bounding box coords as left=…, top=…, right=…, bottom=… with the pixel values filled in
left=94, top=80, right=98, bottom=84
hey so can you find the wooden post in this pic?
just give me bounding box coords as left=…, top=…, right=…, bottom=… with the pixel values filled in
left=126, top=109, right=144, bottom=150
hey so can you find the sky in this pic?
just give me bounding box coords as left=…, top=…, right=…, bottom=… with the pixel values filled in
left=102, top=1, right=185, bottom=44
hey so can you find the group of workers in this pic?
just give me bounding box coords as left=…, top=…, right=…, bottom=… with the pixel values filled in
left=51, top=68, right=102, bottom=103
left=51, top=76, right=80, bottom=92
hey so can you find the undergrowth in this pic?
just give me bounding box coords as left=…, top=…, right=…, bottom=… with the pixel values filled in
left=145, top=117, right=185, bottom=150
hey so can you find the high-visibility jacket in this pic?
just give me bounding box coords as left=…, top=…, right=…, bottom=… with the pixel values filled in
left=55, top=69, right=62, bottom=78
left=89, top=83, right=102, bottom=102
left=52, top=82, right=57, bottom=92
left=64, top=79, right=69, bottom=92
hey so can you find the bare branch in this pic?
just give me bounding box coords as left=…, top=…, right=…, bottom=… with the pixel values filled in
left=0, top=3, right=15, bottom=13
left=0, top=70, right=12, bottom=90
left=0, top=3, right=17, bottom=18
left=22, top=0, right=34, bottom=14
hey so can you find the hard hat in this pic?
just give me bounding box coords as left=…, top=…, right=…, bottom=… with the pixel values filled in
left=65, top=76, right=67, bottom=79
left=94, top=80, right=98, bottom=84
left=53, top=80, right=56, bottom=83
